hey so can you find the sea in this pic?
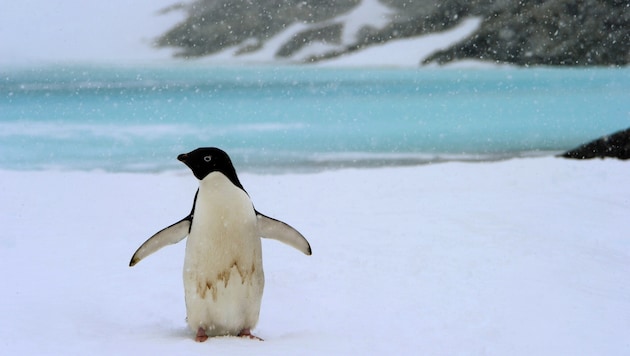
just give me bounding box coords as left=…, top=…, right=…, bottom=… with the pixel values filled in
left=1, top=65, right=628, bottom=173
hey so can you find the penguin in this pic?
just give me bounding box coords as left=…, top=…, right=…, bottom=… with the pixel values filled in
left=129, top=147, right=311, bottom=342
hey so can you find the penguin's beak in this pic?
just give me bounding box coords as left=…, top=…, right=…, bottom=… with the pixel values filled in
left=177, top=153, right=188, bottom=163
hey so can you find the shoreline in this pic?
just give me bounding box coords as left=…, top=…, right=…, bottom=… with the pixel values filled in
left=0, top=150, right=563, bottom=175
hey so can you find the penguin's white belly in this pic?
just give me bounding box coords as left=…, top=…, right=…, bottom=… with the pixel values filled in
left=183, top=173, right=264, bottom=336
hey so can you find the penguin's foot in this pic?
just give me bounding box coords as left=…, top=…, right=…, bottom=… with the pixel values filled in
left=238, top=329, right=263, bottom=341
left=195, top=327, right=209, bottom=342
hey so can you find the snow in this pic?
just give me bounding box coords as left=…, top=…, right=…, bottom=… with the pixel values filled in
left=319, top=17, right=482, bottom=68
left=205, top=21, right=311, bottom=64
left=329, top=0, right=395, bottom=45
left=209, top=0, right=397, bottom=64
left=1, top=157, right=630, bottom=355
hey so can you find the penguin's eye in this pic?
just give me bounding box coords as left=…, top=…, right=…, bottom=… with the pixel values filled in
left=203, top=155, right=212, bottom=162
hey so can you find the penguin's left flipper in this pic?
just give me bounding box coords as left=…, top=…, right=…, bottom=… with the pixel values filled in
left=256, top=212, right=312, bottom=255
left=129, top=217, right=191, bottom=266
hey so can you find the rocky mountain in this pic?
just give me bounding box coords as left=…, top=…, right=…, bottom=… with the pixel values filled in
left=156, top=0, right=629, bottom=66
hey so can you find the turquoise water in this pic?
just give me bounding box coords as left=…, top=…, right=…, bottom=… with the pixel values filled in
left=1, top=65, right=628, bottom=172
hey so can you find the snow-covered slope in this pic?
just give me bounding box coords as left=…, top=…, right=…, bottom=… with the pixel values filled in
left=0, top=0, right=480, bottom=67
left=205, top=8, right=481, bottom=67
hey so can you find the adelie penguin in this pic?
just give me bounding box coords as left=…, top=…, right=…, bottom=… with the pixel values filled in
left=129, top=147, right=311, bottom=342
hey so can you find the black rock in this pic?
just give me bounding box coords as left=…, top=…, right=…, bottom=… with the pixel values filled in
left=423, top=0, right=630, bottom=66
left=560, top=128, right=630, bottom=160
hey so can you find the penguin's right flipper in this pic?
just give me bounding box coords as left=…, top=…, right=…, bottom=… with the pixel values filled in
left=256, top=212, right=311, bottom=256
left=129, top=217, right=191, bottom=266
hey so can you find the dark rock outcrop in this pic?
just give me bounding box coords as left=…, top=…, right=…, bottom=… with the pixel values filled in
left=560, top=128, right=630, bottom=160
left=423, top=0, right=630, bottom=66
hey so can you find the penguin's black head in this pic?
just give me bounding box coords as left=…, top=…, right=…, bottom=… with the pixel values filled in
left=177, top=147, right=243, bottom=189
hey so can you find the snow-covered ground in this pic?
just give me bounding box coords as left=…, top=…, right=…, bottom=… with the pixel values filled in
left=0, top=0, right=481, bottom=67
left=1, top=157, right=630, bottom=355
